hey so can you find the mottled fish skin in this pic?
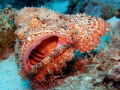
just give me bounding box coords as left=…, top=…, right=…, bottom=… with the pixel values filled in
left=14, top=7, right=111, bottom=89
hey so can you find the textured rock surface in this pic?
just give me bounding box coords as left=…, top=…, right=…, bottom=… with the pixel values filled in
left=0, top=5, right=17, bottom=60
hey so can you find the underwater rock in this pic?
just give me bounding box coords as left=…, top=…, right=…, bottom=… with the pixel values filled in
left=100, top=4, right=115, bottom=20
left=67, top=0, right=88, bottom=14
left=67, top=0, right=79, bottom=14
left=107, top=16, right=120, bottom=27
left=38, top=0, right=49, bottom=4
left=14, top=7, right=110, bottom=89
left=115, top=8, right=120, bottom=18
left=84, top=0, right=120, bottom=18
left=0, top=5, right=17, bottom=60
left=108, top=63, right=120, bottom=82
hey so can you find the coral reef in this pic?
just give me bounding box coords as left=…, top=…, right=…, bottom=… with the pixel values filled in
left=108, top=63, right=120, bottom=81
left=38, top=0, right=66, bottom=5
left=91, top=0, right=100, bottom=6
left=100, top=4, right=115, bottom=20
left=67, top=0, right=88, bottom=14
left=38, top=0, right=50, bottom=4
left=115, top=8, right=120, bottom=18
left=84, top=0, right=120, bottom=18
left=66, top=0, right=79, bottom=14
left=66, top=0, right=120, bottom=18
left=0, top=0, right=38, bottom=9
left=106, top=20, right=120, bottom=83
left=14, top=7, right=110, bottom=89
left=0, top=0, right=68, bottom=10
left=0, top=5, right=17, bottom=60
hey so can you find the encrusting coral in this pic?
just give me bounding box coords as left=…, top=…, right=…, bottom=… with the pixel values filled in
left=101, top=4, right=115, bottom=20
left=0, top=5, right=17, bottom=60
left=14, top=7, right=111, bottom=89
left=105, top=21, right=120, bottom=83
left=115, top=8, right=120, bottom=18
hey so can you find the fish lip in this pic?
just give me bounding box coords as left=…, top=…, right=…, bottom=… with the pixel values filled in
left=29, top=44, right=75, bottom=78
left=21, top=32, right=74, bottom=74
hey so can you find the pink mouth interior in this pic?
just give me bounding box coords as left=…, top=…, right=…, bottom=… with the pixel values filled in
left=29, top=36, right=58, bottom=65
left=23, top=35, right=70, bottom=73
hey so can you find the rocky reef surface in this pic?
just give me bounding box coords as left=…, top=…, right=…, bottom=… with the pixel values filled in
left=0, top=5, right=17, bottom=60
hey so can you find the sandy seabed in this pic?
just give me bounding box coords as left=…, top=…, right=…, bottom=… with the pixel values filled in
left=0, top=53, right=31, bottom=90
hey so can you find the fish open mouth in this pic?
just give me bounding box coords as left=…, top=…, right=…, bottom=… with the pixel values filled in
left=21, top=32, right=75, bottom=74
left=29, top=36, right=60, bottom=65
